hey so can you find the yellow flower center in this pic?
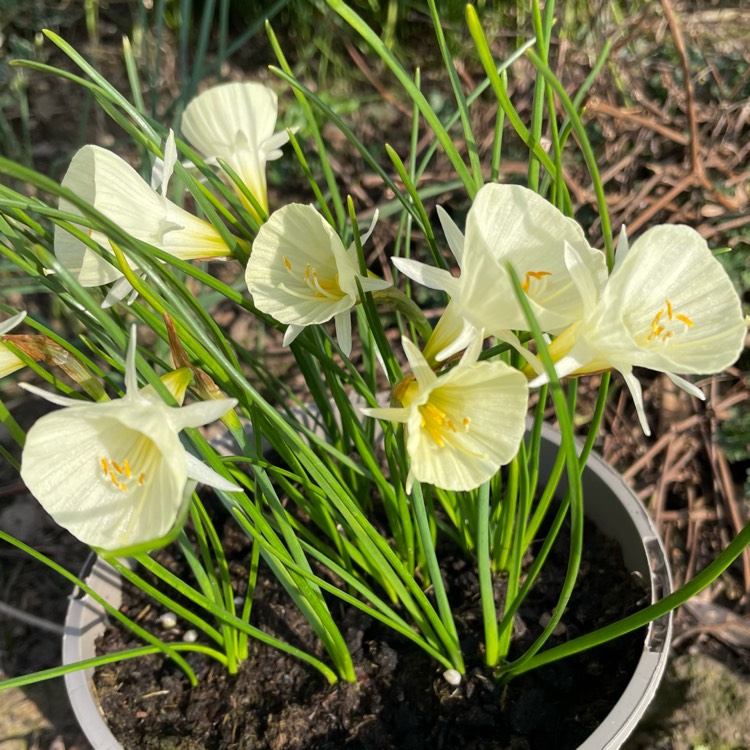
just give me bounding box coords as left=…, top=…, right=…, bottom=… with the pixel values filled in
left=645, top=298, right=694, bottom=345
left=99, top=456, right=146, bottom=493
left=282, top=256, right=343, bottom=300
left=419, top=400, right=471, bottom=448
left=521, top=270, right=551, bottom=293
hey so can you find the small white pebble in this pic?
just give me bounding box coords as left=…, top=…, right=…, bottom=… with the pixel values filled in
left=234, top=596, right=244, bottom=606
left=158, top=612, right=178, bottom=629
left=443, top=668, right=462, bottom=686
left=183, top=629, right=198, bottom=643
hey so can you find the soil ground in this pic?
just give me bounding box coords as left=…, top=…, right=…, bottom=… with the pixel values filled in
left=1, top=1, right=749, bottom=748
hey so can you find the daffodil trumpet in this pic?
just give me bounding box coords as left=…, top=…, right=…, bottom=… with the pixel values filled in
left=363, top=336, right=529, bottom=493
left=246, top=203, right=391, bottom=356
left=181, top=82, right=292, bottom=222
left=54, top=135, right=233, bottom=305
left=20, top=326, right=239, bottom=551
left=530, top=225, right=746, bottom=435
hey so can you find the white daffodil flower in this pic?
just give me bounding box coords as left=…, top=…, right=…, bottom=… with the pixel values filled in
left=533, top=225, right=747, bottom=435
left=181, top=82, right=291, bottom=220
left=0, top=311, right=27, bottom=378
left=20, top=327, right=239, bottom=551
left=394, top=184, right=608, bottom=348
left=362, top=337, right=528, bottom=492
left=54, top=139, right=231, bottom=301
left=245, top=203, right=391, bottom=356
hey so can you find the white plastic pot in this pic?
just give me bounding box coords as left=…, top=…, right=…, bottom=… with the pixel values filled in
left=63, top=424, right=672, bottom=750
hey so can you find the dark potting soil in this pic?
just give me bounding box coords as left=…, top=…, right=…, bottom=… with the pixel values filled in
left=94, top=515, right=650, bottom=750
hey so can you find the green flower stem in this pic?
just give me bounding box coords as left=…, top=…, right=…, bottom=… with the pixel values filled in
left=287, top=130, right=337, bottom=228
left=384, top=145, right=441, bottom=265
left=528, top=0, right=555, bottom=192
left=494, top=491, right=570, bottom=645
left=135, top=548, right=339, bottom=684
left=234, top=510, right=455, bottom=671
left=326, top=0, right=477, bottom=197
left=0, top=644, right=227, bottom=693
left=525, top=386, right=549, bottom=504
left=266, top=21, right=346, bottom=230
left=525, top=48, right=614, bottom=266
left=490, top=73, right=506, bottom=183
left=269, top=66, right=422, bottom=233
left=253, top=464, right=356, bottom=682
left=495, top=455, right=520, bottom=572
left=502, top=263, right=584, bottom=676
left=523, top=443, right=567, bottom=548
left=465, top=5, right=556, bottom=180
left=109, top=558, right=224, bottom=646
left=415, top=39, right=536, bottom=189
left=0, top=531, right=198, bottom=685
left=410, top=482, right=465, bottom=673
left=190, top=501, right=240, bottom=675
left=0, top=397, right=25, bottom=447
left=506, top=517, right=750, bottom=679
left=427, top=0, right=483, bottom=189
left=496, top=442, right=532, bottom=663
left=477, top=481, right=499, bottom=666
left=235, top=541, right=261, bottom=662
left=371, top=287, right=433, bottom=345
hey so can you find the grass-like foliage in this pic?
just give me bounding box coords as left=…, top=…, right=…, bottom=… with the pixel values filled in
left=0, top=0, right=747, bottom=699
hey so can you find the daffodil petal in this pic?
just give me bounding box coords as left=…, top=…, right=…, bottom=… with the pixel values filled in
left=402, top=337, right=437, bottom=389
left=102, top=277, right=136, bottom=308
left=0, top=344, right=25, bottom=379
left=19, top=382, right=90, bottom=408
left=0, top=311, right=26, bottom=335
left=334, top=311, right=352, bottom=357
left=612, top=224, right=629, bottom=274
left=391, top=258, right=459, bottom=296
left=424, top=303, right=478, bottom=364
left=361, top=406, right=410, bottom=424
left=283, top=323, right=305, bottom=347
left=563, top=240, right=600, bottom=316
left=620, top=368, right=651, bottom=437
left=247, top=204, right=355, bottom=327
left=665, top=371, right=706, bottom=401
left=167, top=398, right=238, bottom=432
left=184, top=452, right=240, bottom=492
left=436, top=205, right=465, bottom=266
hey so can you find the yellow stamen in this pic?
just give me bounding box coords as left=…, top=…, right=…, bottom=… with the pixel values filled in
left=646, top=299, right=695, bottom=345
left=521, top=270, right=551, bottom=292
left=419, top=400, right=470, bottom=448
left=100, top=456, right=145, bottom=492
left=283, top=256, right=292, bottom=272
